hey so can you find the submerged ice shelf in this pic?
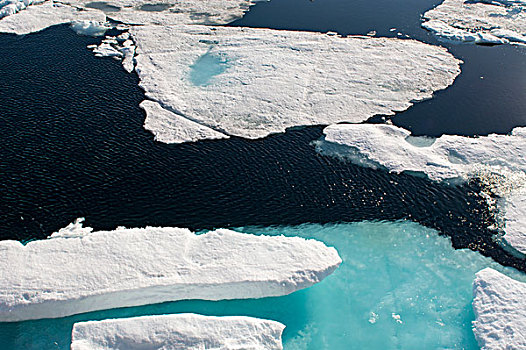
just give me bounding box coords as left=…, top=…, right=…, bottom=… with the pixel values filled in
left=316, top=123, right=526, bottom=254
left=0, top=219, right=341, bottom=322
left=473, top=268, right=526, bottom=349
left=422, top=0, right=526, bottom=45
left=132, top=25, right=461, bottom=142
left=71, top=314, right=285, bottom=350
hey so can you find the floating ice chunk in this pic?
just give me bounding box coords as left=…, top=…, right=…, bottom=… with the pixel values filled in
left=499, top=191, right=526, bottom=254
left=71, top=314, right=285, bottom=350
left=70, top=19, right=109, bottom=36
left=49, top=217, right=93, bottom=239
left=0, top=2, right=106, bottom=35
left=318, top=123, right=526, bottom=183
left=472, top=268, right=526, bottom=349
left=89, top=32, right=136, bottom=72
left=60, top=0, right=264, bottom=25
left=422, top=0, right=526, bottom=45
left=131, top=25, right=460, bottom=141
left=0, top=220, right=341, bottom=322
left=0, top=0, right=45, bottom=19
left=141, top=100, right=229, bottom=143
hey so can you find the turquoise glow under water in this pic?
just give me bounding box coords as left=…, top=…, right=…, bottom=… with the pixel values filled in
left=1, top=221, right=522, bottom=349
left=189, top=51, right=230, bottom=86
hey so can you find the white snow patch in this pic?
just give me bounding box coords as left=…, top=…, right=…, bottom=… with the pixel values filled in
left=70, top=19, right=109, bottom=36
left=131, top=25, right=461, bottom=141
left=422, top=0, right=526, bottom=45
left=472, top=268, right=526, bottom=349
left=0, top=1, right=106, bottom=35
left=0, top=220, right=341, bottom=322
left=141, top=100, right=229, bottom=143
left=71, top=313, right=285, bottom=350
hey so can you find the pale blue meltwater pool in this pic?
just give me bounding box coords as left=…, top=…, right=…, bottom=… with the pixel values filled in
left=2, top=221, right=518, bottom=349
left=189, top=51, right=230, bottom=87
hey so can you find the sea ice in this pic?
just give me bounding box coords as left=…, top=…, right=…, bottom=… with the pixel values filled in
left=60, top=0, right=263, bottom=26
left=0, top=0, right=44, bottom=19
left=0, top=219, right=341, bottom=322
left=472, top=268, right=526, bottom=349
left=141, top=100, right=229, bottom=143
left=422, top=0, right=526, bottom=45
left=131, top=25, right=461, bottom=141
left=316, top=123, right=526, bottom=254
left=0, top=1, right=106, bottom=35
left=71, top=313, right=285, bottom=350
left=70, top=19, right=109, bottom=36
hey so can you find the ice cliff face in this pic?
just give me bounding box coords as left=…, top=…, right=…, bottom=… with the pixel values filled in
left=0, top=220, right=341, bottom=322
left=132, top=25, right=460, bottom=142
left=473, top=268, right=526, bottom=349
left=422, top=0, right=526, bottom=45
left=71, top=314, right=285, bottom=350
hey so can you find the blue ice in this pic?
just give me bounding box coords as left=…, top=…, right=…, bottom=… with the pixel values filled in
left=0, top=221, right=518, bottom=349
left=189, top=51, right=229, bottom=87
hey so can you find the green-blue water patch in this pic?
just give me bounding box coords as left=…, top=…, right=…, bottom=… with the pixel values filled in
left=189, top=51, right=230, bottom=86
left=0, top=221, right=523, bottom=349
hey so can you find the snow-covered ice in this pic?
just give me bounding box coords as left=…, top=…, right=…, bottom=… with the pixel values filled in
left=0, top=219, right=341, bottom=322
left=422, top=0, right=526, bottom=45
left=472, top=268, right=526, bottom=349
left=70, top=19, right=109, bottom=36
left=132, top=25, right=461, bottom=141
left=499, top=190, right=526, bottom=254
left=71, top=313, right=285, bottom=350
left=141, top=100, right=229, bottom=143
left=316, top=123, right=526, bottom=254
left=0, top=0, right=44, bottom=19
left=60, top=0, right=263, bottom=26
left=0, top=2, right=106, bottom=35
left=317, top=123, right=526, bottom=183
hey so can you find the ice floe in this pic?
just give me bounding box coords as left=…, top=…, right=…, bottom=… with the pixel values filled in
left=61, top=0, right=263, bottom=26
left=499, top=190, right=526, bottom=254
left=422, top=0, right=526, bottom=45
left=316, top=123, right=526, bottom=254
left=89, top=34, right=137, bottom=72
left=472, top=268, right=526, bottom=349
left=0, top=0, right=44, bottom=19
left=132, top=25, right=461, bottom=141
left=0, top=219, right=341, bottom=322
left=0, top=1, right=106, bottom=35
left=71, top=313, right=285, bottom=350
left=70, top=19, right=109, bottom=36
left=141, top=100, right=229, bottom=143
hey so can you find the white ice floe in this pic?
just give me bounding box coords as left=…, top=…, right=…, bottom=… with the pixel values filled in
left=0, top=0, right=44, bottom=19
left=317, top=123, right=526, bottom=253
left=71, top=313, right=285, bottom=350
left=0, top=219, right=341, bottom=322
left=70, top=19, right=109, bottom=36
left=0, top=1, right=106, bottom=35
left=422, top=0, right=526, bottom=45
left=88, top=33, right=137, bottom=72
left=131, top=25, right=461, bottom=141
left=141, top=100, right=229, bottom=143
left=60, top=0, right=263, bottom=26
left=318, top=123, right=526, bottom=183
left=499, top=190, right=526, bottom=254
left=472, top=268, right=526, bottom=349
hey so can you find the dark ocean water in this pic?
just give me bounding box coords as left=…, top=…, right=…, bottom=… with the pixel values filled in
left=0, top=0, right=525, bottom=273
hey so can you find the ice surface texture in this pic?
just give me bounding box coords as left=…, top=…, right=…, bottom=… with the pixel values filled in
left=422, top=0, right=526, bottom=45
left=0, top=219, right=341, bottom=322
left=133, top=25, right=461, bottom=142
left=71, top=313, right=284, bottom=350
left=0, top=2, right=106, bottom=35
left=473, top=268, right=526, bottom=349
left=317, top=123, right=526, bottom=254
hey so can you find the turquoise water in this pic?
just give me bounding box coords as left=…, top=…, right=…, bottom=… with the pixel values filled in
left=1, top=221, right=521, bottom=349
left=189, top=51, right=230, bottom=86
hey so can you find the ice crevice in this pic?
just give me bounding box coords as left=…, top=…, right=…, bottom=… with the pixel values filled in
left=0, top=218, right=341, bottom=322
